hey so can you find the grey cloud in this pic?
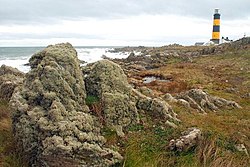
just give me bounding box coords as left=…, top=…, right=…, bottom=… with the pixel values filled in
left=0, top=0, right=250, bottom=25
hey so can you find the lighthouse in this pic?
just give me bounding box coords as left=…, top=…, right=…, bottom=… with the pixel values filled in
left=211, top=9, right=220, bottom=44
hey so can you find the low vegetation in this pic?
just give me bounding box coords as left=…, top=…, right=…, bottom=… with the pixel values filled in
left=1, top=44, right=249, bottom=166
left=122, top=47, right=250, bottom=166
left=0, top=100, right=27, bottom=167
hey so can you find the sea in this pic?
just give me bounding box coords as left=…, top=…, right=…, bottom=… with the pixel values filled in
left=0, top=46, right=135, bottom=73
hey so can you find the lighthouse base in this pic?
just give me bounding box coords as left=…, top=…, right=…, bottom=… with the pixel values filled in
left=210, top=39, right=220, bottom=44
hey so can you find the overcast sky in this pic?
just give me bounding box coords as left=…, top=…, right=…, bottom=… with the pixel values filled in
left=0, top=0, right=250, bottom=46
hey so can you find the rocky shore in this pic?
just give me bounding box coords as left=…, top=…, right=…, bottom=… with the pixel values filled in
left=0, top=38, right=249, bottom=166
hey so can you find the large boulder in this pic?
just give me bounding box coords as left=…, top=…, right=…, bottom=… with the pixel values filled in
left=84, top=60, right=140, bottom=137
left=10, top=43, right=122, bottom=166
left=0, top=65, right=24, bottom=101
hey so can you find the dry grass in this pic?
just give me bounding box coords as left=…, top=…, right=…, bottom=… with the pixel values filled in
left=0, top=100, right=28, bottom=167
left=89, top=102, right=105, bottom=124
left=124, top=48, right=250, bottom=166
left=196, top=134, right=250, bottom=167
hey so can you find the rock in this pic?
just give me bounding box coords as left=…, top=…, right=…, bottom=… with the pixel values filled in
left=136, top=97, right=180, bottom=124
left=177, top=99, right=190, bottom=108
left=84, top=60, right=140, bottom=137
left=131, top=89, right=180, bottom=125
left=242, top=93, right=250, bottom=99
left=163, top=93, right=178, bottom=103
left=235, top=144, right=249, bottom=156
left=169, top=128, right=202, bottom=152
left=165, top=120, right=178, bottom=128
left=85, top=60, right=180, bottom=135
left=126, top=52, right=136, bottom=61
left=101, top=55, right=111, bottom=60
left=0, top=65, right=24, bottom=101
left=85, top=60, right=132, bottom=98
left=0, top=64, right=24, bottom=76
left=138, top=86, right=155, bottom=97
left=79, top=59, right=87, bottom=64
left=225, top=87, right=238, bottom=93
left=10, top=43, right=122, bottom=166
left=102, top=92, right=139, bottom=137
left=176, top=89, right=241, bottom=112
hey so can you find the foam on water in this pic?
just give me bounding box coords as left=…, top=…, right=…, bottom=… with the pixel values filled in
left=76, top=48, right=137, bottom=64
left=0, top=59, right=31, bottom=73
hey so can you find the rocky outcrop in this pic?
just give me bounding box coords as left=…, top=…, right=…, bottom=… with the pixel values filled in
left=84, top=60, right=140, bottom=137
left=0, top=65, right=24, bottom=101
left=84, top=60, right=180, bottom=135
left=169, top=128, right=202, bottom=152
left=132, top=89, right=180, bottom=126
left=231, top=37, right=250, bottom=49
left=136, top=96, right=179, bottom=125
left=175, top=89, right=241, bottom=112
left=10, top=43, right=122, bottom=167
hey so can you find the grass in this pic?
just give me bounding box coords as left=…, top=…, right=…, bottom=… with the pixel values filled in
left=85, top=95, right=99, bottom=105
left=123, top=47, right=250, bottom=166
left=124, top=126, right=179, bottom=167
left=86, top=95, right=106, bottom=125
left=1, top=45, right=250, bottom=166
left=0, top=100, right=27, bottom=167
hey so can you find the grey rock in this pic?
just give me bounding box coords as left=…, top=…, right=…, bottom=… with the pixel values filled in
left=131, top=89, right=180, bottom=125
left=235, top=144, right=249, bottom=156
left=163, top=93, right=178, bottom=103
left=136, top=96, right=180, bottom=124
left=169, top=128, right=202, bottom=152
left=177, top=99, right=190, bottom=108
left=0, top=65, right=24, bottom=101
left=176, top=89, right=241, bottom=112
left=84, top=60, right=180, bottom=136
left=138, top=86, right=155, bottom=97
left=10, top=43, right=122, bottom=167
left=84, top=60, right=139, bottom=137
left=102, top=92, right=139, bottom=137
left=126, top=52, right=136, bottom=61
left=85, top=60, right=132, bottom=98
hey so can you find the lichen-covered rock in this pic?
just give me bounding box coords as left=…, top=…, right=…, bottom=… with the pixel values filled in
left=84, top=60, right=139, bottom=137
left=235, top=144, right=249, bottom=156
left=169, top=128, right=202, bottom=152
left=102, top=92, right=139, bottom=137
left=176, top=89, right=241, bottom=112
left=0, top=65, right=24, bottom=101
left=84, top=60, right=180, bottom=136
left=163, top=93, right=178, bottom=103
left=138, top=86, right=155, bottom=97
left=10, top=43, right=122, bottom=167
left=132, top=89, right=180, bottom=125
left=85, top=60, right=132, bottom=98
left=136, top=97, right=180, bottom=124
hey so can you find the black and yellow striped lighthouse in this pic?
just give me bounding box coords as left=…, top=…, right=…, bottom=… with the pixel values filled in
left=211, top=8, right=220, bottom=44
